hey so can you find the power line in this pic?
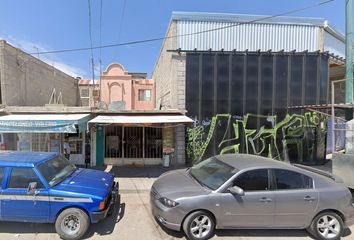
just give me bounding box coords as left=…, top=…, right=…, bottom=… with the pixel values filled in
left=117, top=0, right=127, bottom=43
left=88, top=0, right=95, bottom=82
left=30, top=0, right=335, bottom=55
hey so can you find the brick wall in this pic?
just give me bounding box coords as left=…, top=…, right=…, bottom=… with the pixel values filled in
left=0, top=40, right=79, bottom=106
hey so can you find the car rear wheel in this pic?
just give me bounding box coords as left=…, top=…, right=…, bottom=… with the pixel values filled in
left=182, top=211, right=215, bottom=240
left=55, top=208, right=90, bottom=240
left=308, top=211, right=344, bottom=240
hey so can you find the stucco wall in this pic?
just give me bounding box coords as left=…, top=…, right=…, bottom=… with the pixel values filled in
left=0, top=40, right=79, bottom=106
left=100, top=63, right=133, bottom=110
left=132, top=80, right=155, bottom=110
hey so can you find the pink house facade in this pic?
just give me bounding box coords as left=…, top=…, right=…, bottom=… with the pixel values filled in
left=99, top=63, right=155, bottom=110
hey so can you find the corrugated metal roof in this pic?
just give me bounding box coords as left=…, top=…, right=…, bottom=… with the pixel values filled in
left=173, top=12, right=345, bottom=58
left=172, top=12, right=326, bottom=26
left=177, top=20, right=320, bottom=52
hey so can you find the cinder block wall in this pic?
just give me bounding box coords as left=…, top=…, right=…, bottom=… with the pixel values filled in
left=0, top=40, right=79, bottom=106
left=153, top=21, right=178, bottom=109
left=152, top=21, right=187, bottom=166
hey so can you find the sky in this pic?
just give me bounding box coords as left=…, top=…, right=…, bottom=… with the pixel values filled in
left=0, top=0, right=347, bottom=79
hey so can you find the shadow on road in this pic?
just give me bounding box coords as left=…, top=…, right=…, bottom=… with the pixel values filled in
left=157, top=223, right=352, bottom=239
left=84, top=199, right=126, bottom=239
left=0, top=200, right=126, bottom=239
left=106, top=165, right=184, bottom=178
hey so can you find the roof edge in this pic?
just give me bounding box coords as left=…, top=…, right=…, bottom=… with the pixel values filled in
left=171, top=11, right=326, bottom=27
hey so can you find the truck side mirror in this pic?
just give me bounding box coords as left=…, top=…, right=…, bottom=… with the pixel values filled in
left=27, top=182, right=37, bottom=194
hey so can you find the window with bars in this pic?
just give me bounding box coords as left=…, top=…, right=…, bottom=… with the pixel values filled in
left=105, top=126, right=123, bottom=158
left=31, top=133, right=50, bottom=152
left=80, top=88, right=90, bottom=97
left=104, top=126, right=162, bottom=159
left=67, top=133, right=83, bottom=154
left=145, top=127, right=162, bottom=158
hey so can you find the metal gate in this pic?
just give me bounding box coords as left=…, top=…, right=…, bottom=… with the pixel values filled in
left=105, top=125, right=162, bottom=159
left=124, top=127, right=143, bottom=158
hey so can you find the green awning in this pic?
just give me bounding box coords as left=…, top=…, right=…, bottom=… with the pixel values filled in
left=0, top=114, right=91, bottom=133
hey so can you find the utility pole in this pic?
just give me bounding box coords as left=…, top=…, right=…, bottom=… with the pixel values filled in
left=345, top=0, right=353, bottom=119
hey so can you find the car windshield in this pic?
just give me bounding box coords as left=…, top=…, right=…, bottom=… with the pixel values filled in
left=189, top=157, right=237, bottom=190
left=37, top=155, right=77, bottom=187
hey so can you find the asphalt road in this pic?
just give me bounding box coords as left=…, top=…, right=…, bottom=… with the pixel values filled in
left=0, top=177, right=352, bottom=240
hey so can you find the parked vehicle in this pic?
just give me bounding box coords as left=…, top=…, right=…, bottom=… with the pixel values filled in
left=0, top=151, right=119, bottom=240
left=150, top=154, right=354, bottom=240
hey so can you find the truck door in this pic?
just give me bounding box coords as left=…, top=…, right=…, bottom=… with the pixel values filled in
left=0, top=167, right=5, bottom=220
left=1, top=167, right=50, bottom=222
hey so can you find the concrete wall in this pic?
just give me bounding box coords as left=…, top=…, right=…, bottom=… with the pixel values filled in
left=0, top=40, right=79, bottom=106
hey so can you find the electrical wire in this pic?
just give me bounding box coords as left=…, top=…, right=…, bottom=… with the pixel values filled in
left=28, top=0, right=336, bottom=55
left=117, top=0, right=127, bottom=43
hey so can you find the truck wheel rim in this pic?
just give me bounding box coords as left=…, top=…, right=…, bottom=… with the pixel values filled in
left=317, top=215, right=340, bottom=239
left=190, top=214, right=212, bottom=239
left=61, top=214, right=81, bottom=235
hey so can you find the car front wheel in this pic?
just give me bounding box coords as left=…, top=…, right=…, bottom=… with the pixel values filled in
left=182, top=211, right=215, bottom=240
left=55, top=208, right=90, bottom=240
left=308, top=211, right=344, bottom=240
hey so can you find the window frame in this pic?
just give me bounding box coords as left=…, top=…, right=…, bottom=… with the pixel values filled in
left=224, top=168, right=272, bottom=193
left=7, top=167, right=45, bottom=189
left=0, top=167, right=5, bottom=189
left=138, top=89, right=151, bottom=101
left=270, top=168, right=314, bottom=191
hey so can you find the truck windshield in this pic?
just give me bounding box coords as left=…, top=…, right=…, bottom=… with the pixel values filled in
left=37, top=155, right=77, bottom=187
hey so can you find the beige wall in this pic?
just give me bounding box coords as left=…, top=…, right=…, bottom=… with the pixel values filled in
left=152, top=21, right=187, bottom=165
left=0, top=40, right=79, bottom=106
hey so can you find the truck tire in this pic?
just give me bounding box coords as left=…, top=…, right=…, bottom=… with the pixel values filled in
left=55, top=208, right=90, bottom=240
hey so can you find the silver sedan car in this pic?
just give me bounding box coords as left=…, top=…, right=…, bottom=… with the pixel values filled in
left=150, top=154, right=354, bottom=240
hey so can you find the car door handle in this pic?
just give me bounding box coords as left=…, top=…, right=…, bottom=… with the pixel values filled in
left=304, top=196, right=316, bottom=202
left=259, top=197, right=272, bottom=203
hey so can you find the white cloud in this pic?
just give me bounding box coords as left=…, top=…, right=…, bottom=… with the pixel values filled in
left=0, top=32, right=87, bottom=78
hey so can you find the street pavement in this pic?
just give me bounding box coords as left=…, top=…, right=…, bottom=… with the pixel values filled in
left=0, top=175, right=353, bottom=240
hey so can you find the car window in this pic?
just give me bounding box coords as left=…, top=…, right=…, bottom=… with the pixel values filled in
left=0, top=167, right=4, bottom=188
left=233, top=169, right=269, bottom=191
left=274, top=169, right=313, bottom=190
left=8, top=167, right=44, bottom=189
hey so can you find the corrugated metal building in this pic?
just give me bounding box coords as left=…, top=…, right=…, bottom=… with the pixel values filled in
left=152, top=12, right=346, bottom=165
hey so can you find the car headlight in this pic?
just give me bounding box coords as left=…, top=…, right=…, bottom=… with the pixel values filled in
left=159, top=197, right=179, bottom=208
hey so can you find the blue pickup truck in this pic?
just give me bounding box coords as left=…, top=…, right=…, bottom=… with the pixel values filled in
left=0, top=151, right=119, bottom=240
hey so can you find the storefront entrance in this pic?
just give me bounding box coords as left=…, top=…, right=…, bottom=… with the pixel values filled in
left=104, top=125, right=162, bottom=165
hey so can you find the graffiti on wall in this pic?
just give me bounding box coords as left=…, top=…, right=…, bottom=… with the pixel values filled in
left=187, top=112, right=327, bottom=164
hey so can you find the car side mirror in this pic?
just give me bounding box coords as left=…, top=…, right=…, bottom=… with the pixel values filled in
left=27, top=182, right=37, bottom=194
left=228, top=186, right=244, bottom=196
